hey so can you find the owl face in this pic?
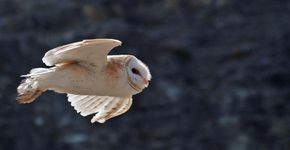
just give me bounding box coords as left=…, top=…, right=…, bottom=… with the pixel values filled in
left=125, top=56, right=151, bottom=92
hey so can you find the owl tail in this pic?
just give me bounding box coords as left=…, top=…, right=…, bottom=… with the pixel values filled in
left=16, top=68, right=50, bottom=104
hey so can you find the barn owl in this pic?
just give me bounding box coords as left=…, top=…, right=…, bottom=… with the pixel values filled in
left=17, top=39, right=151, bottom=123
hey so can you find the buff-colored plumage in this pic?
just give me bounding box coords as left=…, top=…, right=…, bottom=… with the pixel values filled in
left=17, top=39, right=151, bottom=123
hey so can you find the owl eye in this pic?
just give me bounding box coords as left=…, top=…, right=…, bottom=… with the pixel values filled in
left=131, top=68, right=140, bottom=75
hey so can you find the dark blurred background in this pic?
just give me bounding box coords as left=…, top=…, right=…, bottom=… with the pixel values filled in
left=1, top=0, right=290, bottom=150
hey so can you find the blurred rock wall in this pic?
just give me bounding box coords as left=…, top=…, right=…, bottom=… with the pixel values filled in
left=0, top=0, right=290, bottom=150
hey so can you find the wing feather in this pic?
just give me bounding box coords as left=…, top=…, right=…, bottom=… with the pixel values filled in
left=67, top=94, right=133, bottom=123
left=112, top=97, right=133, bottom=117
left=103, top=97, right=127, bottom=120
left=80, top=97, right=105, bottom=116
left=90, top=97, right=120, bottom=123
left=42, top=39, right=122, bottom=67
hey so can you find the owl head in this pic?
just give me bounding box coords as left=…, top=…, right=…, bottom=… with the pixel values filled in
left=125, top=56, right=151, bottom=92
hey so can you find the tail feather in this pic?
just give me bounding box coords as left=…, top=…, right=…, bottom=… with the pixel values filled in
left=17, top=89, right=43, bottom=103
left=17, top=68, right=51, bottom=104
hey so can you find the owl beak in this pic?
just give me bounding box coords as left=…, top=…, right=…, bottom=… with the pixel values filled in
left=143, top=78, right=150, bottom=87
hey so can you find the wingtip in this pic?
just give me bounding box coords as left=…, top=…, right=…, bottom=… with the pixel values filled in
left=105, top=39, right=122, bottom=46
left=91, top=117, right=106, bottom=123
left=111, top=39, right=122, bottom=45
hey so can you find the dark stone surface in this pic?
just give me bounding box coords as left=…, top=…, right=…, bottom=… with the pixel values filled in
left=0, top=0, right=290, bottom=150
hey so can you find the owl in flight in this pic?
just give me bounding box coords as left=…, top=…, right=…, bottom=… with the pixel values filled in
left=17, top=39, right=151, bottom=123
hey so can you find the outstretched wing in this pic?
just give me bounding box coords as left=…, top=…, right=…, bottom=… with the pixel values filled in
left=67, top=94, right=133, bottom=123
left=42, top=39, right=122, bottom=67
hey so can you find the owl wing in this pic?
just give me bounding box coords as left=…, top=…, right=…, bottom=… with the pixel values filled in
left=67, top=94, right=133, bottom=123
left=42, top=39, right=122, bottom=67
